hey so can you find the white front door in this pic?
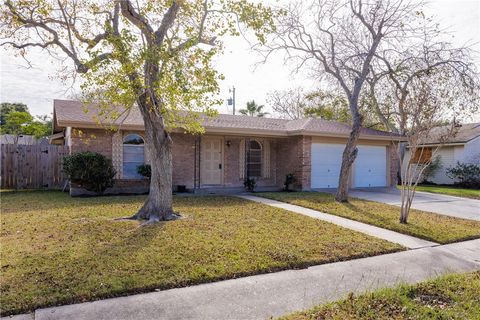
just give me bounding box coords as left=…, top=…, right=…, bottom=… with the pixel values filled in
left=311, top=143, right=345, bottom=188
left=201, top=138, right=223, bottom=185
left=354, top=145, right=387, bottom=188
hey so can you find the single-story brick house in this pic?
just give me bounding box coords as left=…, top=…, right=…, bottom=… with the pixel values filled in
left=51, top=99, right=401, bottom=194
left=405, top=123, right=480, bottom=185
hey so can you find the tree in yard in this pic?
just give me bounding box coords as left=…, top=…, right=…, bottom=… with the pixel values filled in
left=302, top=90, right=350, bottom=123
left=267, top=87, right=350, bottom=122
left=0, top=111, right=33, bottom=143
left=267, top=87, right=306, bottom=120
left=239, top=100, right=269, bottom=117
left=0, top=108, right=52, bottom=142
left=1, top=0, right=275, bottom=223
left=259, top=0, right=424, bottom=202
left=0, top=102, right=28, bottom=125
left=366, top=24, right=479, bottom=223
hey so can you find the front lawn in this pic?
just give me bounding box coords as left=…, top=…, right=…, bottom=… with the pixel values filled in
left=414, top=185, right=480, bottom=200
left=259, top=192, right=480, bottom=244
left=0, top=191, right=402, bottom=316
left=281, top=271, right=480, bottom=320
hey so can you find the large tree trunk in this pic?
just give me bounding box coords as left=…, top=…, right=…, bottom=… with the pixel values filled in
left=335, top=101, right=363, bottom=202
left=131, top=99, right=175, bottom=223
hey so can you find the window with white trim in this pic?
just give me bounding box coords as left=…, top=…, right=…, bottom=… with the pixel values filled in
left=123, top=134, right=145, bottom=179
left=247, top=140, right=262, bottom=178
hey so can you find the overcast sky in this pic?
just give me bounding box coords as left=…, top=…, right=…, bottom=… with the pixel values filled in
left=1, top=0, right=479, bottom=119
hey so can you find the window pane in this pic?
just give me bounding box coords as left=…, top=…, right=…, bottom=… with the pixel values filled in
left=250, top=140, right=261, bottom=150
left=248, top=163, right=261, bottom=177
left=246, top=140, right=262, bottom=177
left=123, top=162, right=143, bottom=179
left=249, top=151, right=261, bottom=163
left=123, top=135, right=145, bottom=179
left=123, top=134, right=144, bottom=145
left=123, top=145, right=145, bottom=162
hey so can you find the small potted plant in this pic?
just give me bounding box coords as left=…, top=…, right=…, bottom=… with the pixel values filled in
left=243, top=177, right=256, bottom=192
left=283, top=173, right=296, bottom=192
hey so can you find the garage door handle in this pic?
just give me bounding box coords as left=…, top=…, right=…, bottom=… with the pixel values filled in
left=219, top=164, right=222, bottom=169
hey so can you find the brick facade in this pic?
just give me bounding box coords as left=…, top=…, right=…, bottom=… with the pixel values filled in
left=70, top=128, right=113, bottom=158
left=274, top=136, right=312, bottom=190
left=388, top=143, right=399, bottom=186
left=171, top=133, right=196, bottom=189
left=68, top=128, right=398, bottom=194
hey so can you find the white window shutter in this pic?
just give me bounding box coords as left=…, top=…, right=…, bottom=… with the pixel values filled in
left=263, top=139, right=271, bottom=178
left=239, top=139, right=245, bottom=179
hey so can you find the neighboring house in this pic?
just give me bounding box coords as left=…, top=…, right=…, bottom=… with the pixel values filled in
left=51, top=99, right=401, bottom=194
left=0, top=134, right=49, bottom=145
left=405, top=123, right=480, bottom=185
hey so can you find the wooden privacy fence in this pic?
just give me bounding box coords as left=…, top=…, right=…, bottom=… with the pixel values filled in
left=1, top=144, right=69, bottom=189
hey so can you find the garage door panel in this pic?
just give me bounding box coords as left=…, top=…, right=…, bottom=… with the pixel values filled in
left=354, top=146, right=387, bottom=188
left=311, top=143, right=344, bottom=188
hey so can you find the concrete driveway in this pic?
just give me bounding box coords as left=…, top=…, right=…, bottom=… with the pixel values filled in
left=347, top=188, right=480, bottom=221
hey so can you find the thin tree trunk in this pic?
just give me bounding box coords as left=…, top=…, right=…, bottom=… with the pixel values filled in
left=335, top=102, right=363, bottom=202
left=131, top=99, right=175, bottom=223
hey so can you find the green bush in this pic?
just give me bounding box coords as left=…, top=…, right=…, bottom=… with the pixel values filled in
left=446, top=162, right=480, bottom=188
left=422, top=155, right=442, bottom=183
left=243, top=177, right=256, bottom=192
left=62, top=152, right=116, bottom=193
left=283, top=173, right=297, bottom=191
left=137, top=164, right=151, bottom=178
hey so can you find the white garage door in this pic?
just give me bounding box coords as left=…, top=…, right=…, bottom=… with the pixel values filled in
left=311, top=143, right=344, bottom=188
left=354, top=146, right=387, bottom=188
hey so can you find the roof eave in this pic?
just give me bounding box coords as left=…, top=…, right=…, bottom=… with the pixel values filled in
left=56, top=119, right=404, bottom=141
left=295, top=130, right=405, bottom=141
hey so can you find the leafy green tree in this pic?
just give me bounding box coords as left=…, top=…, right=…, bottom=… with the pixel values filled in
left=0, top=111, right=33, bottom=139
left=1, top=0, right=275, bottom=222
left=0, top=106, right=52, bottom=140
left=0, top=102, right=28, bottom=125
left=239, top=100, right=269, bottom=117
left=303, top=91, right=351, bottom=123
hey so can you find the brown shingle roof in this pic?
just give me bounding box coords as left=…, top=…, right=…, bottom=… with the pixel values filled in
left=53, top=99, right=399, bottom=139
left=419, top=123, right=480, bottom=145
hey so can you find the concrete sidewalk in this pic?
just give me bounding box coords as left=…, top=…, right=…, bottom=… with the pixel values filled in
left=238, top=195, right=438, bottom=249
left=12, top=239, right=478, bottom=320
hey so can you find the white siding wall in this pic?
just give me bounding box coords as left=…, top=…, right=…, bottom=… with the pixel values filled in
left=429, top=146, right=462, bottom=184
left=403, top=146, right=465, bottom=185
left=463, top=136, right=480, bottom=165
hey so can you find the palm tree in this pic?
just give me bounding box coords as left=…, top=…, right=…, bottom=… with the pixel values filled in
left=239, top=100, right=269, bottom=117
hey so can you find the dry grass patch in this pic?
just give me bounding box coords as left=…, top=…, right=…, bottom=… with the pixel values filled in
left=281, top=271, right=480, bottom=320
left=0, top=190, right=401, bottom=316
left=259, top=192, right=480, bottom=244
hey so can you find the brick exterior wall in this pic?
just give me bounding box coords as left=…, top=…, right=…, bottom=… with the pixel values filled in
left=275, top=136, right=312, bottom=191
left=70, top=128, right=113, bottom=158
left=388, top=143, right=399, bottom=186
left=299, top=136, right=312, bottom=190
left=171, top=133, right=196, bottom=189
left=68, top=128, right=398, bottom=192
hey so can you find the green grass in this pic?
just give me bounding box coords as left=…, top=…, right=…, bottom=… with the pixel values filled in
left=0, top=190, right=402, bottom=316
left=259, top=192, right=480, bottom=244
left=414, top=185, right=480, bottom=199
left=281, top=271, right=480, bottom=320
